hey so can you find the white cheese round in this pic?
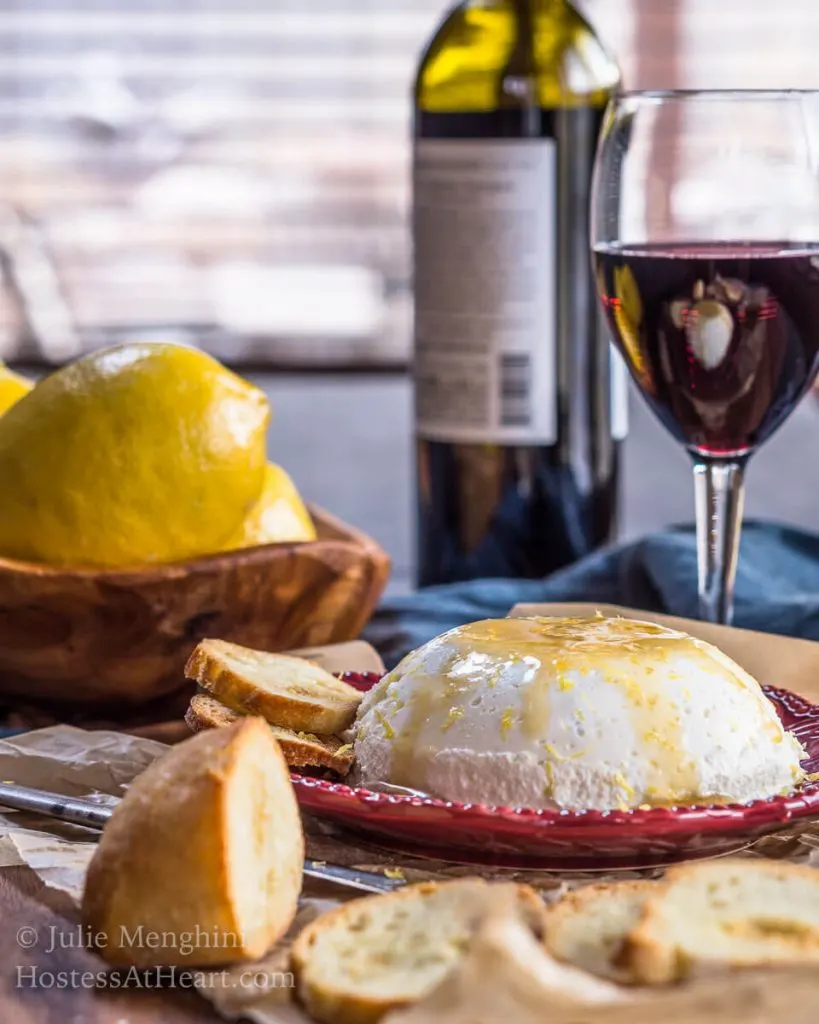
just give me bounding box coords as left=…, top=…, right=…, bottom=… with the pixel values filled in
left=353, top=617, right=806, bottom=811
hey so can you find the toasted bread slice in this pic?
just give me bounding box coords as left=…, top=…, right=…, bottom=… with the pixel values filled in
left=185, top=638, right=362, bottom=734
left=185, top=693, right=354, bottom=775
left=384, top=898, right=630, bottom=1024
left=291, top=879, right=547, bottom=1024
left=624, top=858, right=819, bottom=984
left=82, top=717, right=304, bottom=967
left=544, top=881, right=655, bottom=983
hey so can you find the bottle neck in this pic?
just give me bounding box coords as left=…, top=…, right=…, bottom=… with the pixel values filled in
left=509, top=0, right=571, bottom=13
left=510, top=0, right=535, bottom=31
left=500, top=0, right=543, bottom=108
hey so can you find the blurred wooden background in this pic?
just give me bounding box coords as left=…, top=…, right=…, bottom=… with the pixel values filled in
left=0, top=0, right=816, bottom=367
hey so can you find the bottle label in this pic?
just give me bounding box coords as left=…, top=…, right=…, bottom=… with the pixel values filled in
left=413, top=139, right=558, bottom=444
left=611, top=346, right=629, bottom=441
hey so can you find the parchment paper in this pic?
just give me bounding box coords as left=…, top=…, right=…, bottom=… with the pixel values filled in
left=0, top=625, right=817, bottom=1022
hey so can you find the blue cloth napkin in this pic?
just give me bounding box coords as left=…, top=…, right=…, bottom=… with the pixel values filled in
left=364, top=520, right=819, bottom=669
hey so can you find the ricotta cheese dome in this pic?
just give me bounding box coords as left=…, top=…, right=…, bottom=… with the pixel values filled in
left=353, top=616, right=806, bottom=810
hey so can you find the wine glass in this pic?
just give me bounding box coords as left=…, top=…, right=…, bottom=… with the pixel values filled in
left=591, top=90, right=819, bottom=624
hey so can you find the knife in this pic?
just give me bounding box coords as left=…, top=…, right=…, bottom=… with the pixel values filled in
left=0, top=781, right=402, bottom=896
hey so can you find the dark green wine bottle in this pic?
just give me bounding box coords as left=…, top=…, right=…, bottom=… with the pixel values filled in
left=412, top=0, right=625, bottom=586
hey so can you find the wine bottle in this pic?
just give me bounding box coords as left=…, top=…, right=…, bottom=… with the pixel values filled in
left=412, top=0, right=626, bottom=586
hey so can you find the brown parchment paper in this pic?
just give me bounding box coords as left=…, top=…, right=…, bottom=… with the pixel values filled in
left=285, top=640, right=385, bottom=675
left=0, top=622, right=818, bottom=1022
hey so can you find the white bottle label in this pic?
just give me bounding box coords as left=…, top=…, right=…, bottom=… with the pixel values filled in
left=611, top=345, right=629, bottom=441
left=413, top=139, right=557, bottom=444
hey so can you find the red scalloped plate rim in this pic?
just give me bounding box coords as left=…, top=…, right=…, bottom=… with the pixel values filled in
left=290, top=674, right=819, bottom=842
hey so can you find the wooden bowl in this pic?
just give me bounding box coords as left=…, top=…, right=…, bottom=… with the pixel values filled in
left=0, top=505, right=390, bottom=709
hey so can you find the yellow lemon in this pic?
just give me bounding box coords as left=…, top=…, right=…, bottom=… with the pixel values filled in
left=0, top=343, right=269, bottom=567
left=224, top=462, right=316, bottom=550
left=0, top=363, right=32, bottom=415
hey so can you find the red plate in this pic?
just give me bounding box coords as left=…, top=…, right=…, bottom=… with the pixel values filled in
left=291, top=673, right=819, bottom=870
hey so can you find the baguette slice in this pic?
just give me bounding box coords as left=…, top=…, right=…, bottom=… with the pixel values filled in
left=544, top=880, right=655, bottom=983
left=625, top=858, right=819, bottom=984
left=385, top=900, right=630, bottom=1024
left=185, top=693, right=354, bottom=775
left=291, top=879, right=547, bottom=1024
left=83, top=717, right=304, bottom=967
left=185, top=638, right=362, bottom=734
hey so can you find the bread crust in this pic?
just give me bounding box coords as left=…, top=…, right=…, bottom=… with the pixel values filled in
left=384, top=901, right=631, bottom=1024
left=543, top=880, right=655, bottom=984
left=185, top=638, right=362, bottom=734
left=623, top=859, right=819, bottom=984
left=82, top=717, right=304, bottom=968
left=290, top=879, right=546, bottom=1024
left=185, top=693, right=354, bottom=774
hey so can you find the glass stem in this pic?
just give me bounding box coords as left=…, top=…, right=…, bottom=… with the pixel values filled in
left=692, top=458, right=747, bottom=625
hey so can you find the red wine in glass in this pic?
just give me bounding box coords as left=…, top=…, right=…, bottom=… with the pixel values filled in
left=594, top=242, right=819, bottom=456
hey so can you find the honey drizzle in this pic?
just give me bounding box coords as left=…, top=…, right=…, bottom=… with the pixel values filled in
left=464, top=617, right=762, bottom=802
left=387, top=647, right=474, bottom=788
left=366, top=616, right=794, bottom=805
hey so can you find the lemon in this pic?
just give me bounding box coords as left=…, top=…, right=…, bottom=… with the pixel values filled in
left=0, top=343, right=269, bottom=567
left=0, top=363, right=32, bottom=416
left=225, top=462, right=316, bottom=550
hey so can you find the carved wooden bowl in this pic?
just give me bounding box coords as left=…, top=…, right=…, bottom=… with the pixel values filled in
left=0, top=505, right=390, bottom=710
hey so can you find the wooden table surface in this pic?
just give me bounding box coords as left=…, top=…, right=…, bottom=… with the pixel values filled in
left=0, top=868, right=220, bottom=1022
